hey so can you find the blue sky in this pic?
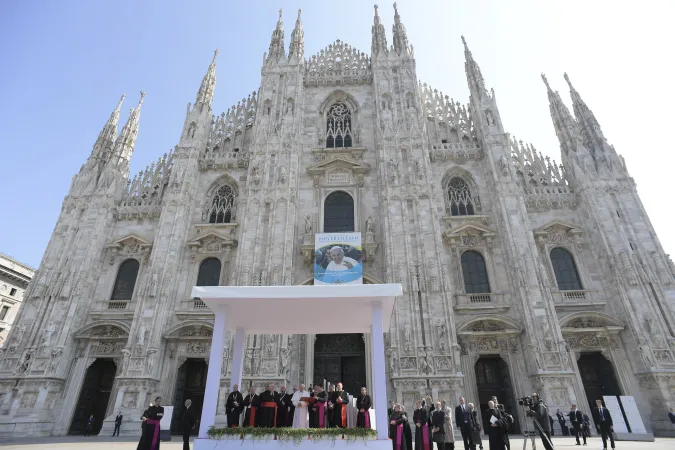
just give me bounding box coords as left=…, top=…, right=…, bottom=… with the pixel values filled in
left=1, top=0, right=674, bottom=268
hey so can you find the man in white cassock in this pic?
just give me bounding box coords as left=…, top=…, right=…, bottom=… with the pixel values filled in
left=291, top=384, right=312, bottom=428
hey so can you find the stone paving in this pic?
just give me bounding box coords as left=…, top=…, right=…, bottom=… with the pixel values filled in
left=0, top=436, right=674, bottom=450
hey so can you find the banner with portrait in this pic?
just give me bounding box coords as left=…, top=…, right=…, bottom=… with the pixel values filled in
left=314, top=232, right=363, bottom=285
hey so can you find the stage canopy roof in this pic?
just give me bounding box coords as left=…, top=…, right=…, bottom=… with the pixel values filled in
left=191, top=284, right=402, bottom=334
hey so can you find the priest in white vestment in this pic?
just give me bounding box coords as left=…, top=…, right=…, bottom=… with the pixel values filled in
left=291, top=384, right=312, bottom=428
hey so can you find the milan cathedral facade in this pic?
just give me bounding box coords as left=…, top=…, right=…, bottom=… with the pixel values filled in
left=1, top=4, right=674, bottom=437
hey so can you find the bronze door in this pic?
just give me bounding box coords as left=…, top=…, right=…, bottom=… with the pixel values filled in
left=69, top=359, right=117, bottom=435
left=313, top=334, right=366, bottom=396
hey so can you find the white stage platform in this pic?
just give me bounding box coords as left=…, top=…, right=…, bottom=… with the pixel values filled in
left=190, top=284, right=402, bottom=450
left=195, top=438, right=391, bottom=450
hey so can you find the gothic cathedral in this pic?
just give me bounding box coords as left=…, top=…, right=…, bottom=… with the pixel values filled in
left=1, top=4, right=674, bottom=437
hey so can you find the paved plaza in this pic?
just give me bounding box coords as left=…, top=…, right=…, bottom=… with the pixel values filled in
left=0, top=436, right=674, bottom=450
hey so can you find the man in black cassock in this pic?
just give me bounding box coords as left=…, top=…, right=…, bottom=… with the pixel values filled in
left=277, top=386, right=293, bottom=427
left=137, top=396, right=165, bottom=450
left=225, top=384, right=244, bottom=428
left=330, top=382, right=349, bottom=428
left=356, top=387, right=372, bottom=428
left=310, top=385, right=328, bottom=428
left=258, top=383, right=280, bottom=428
left=242, top=386, right=260, bottom=427
left=389, top=404, right=408, bottom=450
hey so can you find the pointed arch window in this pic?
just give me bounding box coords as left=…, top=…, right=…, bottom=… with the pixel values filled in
left=326, top=102, right=352, bottom=148
left=324, top=191, right=354, bottom=232
left=196, top=257, right=222, bottom=286
left=461, top=250, right=490, bottom=293
left=550, top=247, right=583, bottom=290
left=447, top=177, right=475, bottom=216
left=111, top=259, right=140, bottom=300
left=208, top=184, right=236, bottom=224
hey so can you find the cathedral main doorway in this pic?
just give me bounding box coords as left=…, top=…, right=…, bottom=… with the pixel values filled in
left=313, top=333, right=366, bottom=395
left=474, top=356, right=519, bottom=432
left=577, top=352, right=621, bottom=411
left=171, top=358, right=208, bottom=435
left=69, top=358, right=117, bottom=435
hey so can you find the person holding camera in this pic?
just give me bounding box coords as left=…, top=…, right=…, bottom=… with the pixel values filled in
left=524, top=393, right=554, bottom=450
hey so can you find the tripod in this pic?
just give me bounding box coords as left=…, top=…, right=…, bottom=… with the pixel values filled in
left=521, top=418, right=538, bottom=450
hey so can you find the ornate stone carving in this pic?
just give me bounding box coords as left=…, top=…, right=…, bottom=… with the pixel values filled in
left=186, top=341, right=208, bottom=354
left=467, top=321, right=503, bottom=332
left=19, top=392, right=37, bottom=409
left=90, top=325, right=125, bottom=338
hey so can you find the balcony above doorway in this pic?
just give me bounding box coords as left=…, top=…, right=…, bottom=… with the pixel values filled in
left=454, top=292, right=509, bottom=313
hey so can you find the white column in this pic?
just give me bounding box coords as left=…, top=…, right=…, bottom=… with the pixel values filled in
left=198, top=305, right=229, bottom=438
left=370, top=301, right=389, bottom=440
left=230, top=326, right=246, bottom=390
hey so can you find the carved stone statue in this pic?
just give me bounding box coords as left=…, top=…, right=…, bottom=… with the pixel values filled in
left=498, top=155, right=509, bottom=175
left=279, top=348, right=289, bottom=376
left=42, top=322, right=56, bottom=347
left=278, top=166, right=287, bottom=184
left=136, top=321, right=146, bottom=347
left=365, top=216, right=374, bottom=233
left=388, top=349, right=398, bottom=375
left=266, top=338, right=275, bottom=356
left=304, top=215, right=313, bottom=234
left=47, top=348, right=62, bottom=375
left=13, top=325, right=26, bottom=346
left=403, top=324, right=412, bottom=351
left=149, top=271, right=158, bottom=297
left=437, top=320, right=447, bottom=350
left=528, top=343, right=543, bottom=370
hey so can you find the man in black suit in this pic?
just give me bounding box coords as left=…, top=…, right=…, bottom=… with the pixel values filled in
left=181, top=399, right=197, bottom=450
left=112, top=411, right=123, bottom=436
left=592, top=399, right=615, bottom=450
left=455, top=396, right=473, bottom=450
left=568, top=404, right=586, bottom=446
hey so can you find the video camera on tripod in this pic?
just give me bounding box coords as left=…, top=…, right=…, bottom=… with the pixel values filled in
left=518, top=396, right=535, bottom=408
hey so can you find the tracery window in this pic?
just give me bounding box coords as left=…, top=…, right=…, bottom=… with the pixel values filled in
left=111, top=259, right=140, bottom=300
left=324, top=191, right=355, bottom=232
left=196, top=257, right=221, bottom=287
left=447, top=177, right=475, bottom=216
left=208, top=184, right=236, bottom=224
left=326, top=102, right=352, bottom=148
left=461, top=250, right=490, bottom=293
left=550, top=247, right=583, bottom=290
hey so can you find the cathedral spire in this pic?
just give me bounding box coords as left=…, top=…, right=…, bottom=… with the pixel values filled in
left=267, top=9, right=286, bottom=63
left=88, top=94, right=125, bottom=166
left=371, top=5, right=388, bottom=57
left=564, top=72, right=605, bottom=142
left=195, top=50, right=218, bottom=110
left=110, top=91, right=145, bottom=173
left=288, top=9, right=304, bottom=60
left=542, top=74, right=577, bottom=148
left=392, top=2, right=410, bottom=56
left=461, top=36, right=489, bottom=100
